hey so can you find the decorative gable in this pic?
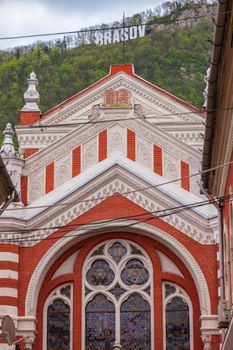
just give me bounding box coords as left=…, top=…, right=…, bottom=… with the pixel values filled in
left=20, top=94, right=201, bottom=205
left=16, top=65, right=204, bottom=157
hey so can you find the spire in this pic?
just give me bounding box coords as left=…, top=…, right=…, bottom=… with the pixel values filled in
left=21, top=72, right=40, bottom=111
left=0, top=123, right=17, bottom=157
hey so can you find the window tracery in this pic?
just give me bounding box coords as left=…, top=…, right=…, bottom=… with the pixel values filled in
left=83, top=240, right=153, bottom=350
left=44, top=284, right=72, bottom=350
left=164, top=283, right=192, bottom=350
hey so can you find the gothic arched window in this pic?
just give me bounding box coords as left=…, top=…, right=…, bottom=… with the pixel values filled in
left=164, top=283, right=192, bottom=350
left=84, top=240, right=153, bottom=350
left=45, top=284, right=72, bottom=350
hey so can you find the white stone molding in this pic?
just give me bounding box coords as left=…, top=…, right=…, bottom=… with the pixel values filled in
left=16, top=316, right=37, bottom=346
left=22, top=119, right=107, bottom=176
left=82, top=137, right=98, bottom=171
left=24, top=335, right=35, bottom=350
left=136, top=136, right=152, bottom=170
left=22, top=112, right=201, bottom=178
left=25, top=220, right=211, bottom=318
left=2, top=158, right=217, bottom=245
left=55, top=152, right=72, bottom=188
left=201, top=334, right=211, bottom=350
left=52, top=251, right=79, bottom=280
left=156, top=250, right=183, bottom=277
left=163, top=151, right=180, bottom=182
left=28, top=168, right=45, bottom=203
left=108, top=125, right=126, bottom=156
left=37, top=73, right=203, bottom=127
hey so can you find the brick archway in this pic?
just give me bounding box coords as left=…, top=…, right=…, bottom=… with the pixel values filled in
left=35, top=232, right=202, bottom=350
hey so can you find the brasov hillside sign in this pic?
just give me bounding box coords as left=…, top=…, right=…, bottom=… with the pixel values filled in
left=63, top=25, right=147, bottom=48
left=94, top=25, right=146, bottom=45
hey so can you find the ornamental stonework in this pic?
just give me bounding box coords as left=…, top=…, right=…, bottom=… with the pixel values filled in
left=102, top=89, right=132, bottom=108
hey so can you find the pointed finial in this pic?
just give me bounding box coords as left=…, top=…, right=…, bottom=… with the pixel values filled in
left=0, top=123, right=16, bottom=156
left=21, top=71, right=40, bottom=111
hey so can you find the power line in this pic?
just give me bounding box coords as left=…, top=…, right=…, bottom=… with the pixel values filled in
left=3, top=112, right=204, bottom=133
left=10, top=106, right=233, bottom=132
left=1, top=193, right=230, bottom=243
left=2, top=158, right=233, bottom=213
left=0, top=9, right=226, bottom=42
left=0, top=194, right=221, bottom=234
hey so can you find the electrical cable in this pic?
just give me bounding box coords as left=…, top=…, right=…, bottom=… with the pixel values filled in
left=1, top=158, right=233, bottom=213
left=8, top=106, right=233, bottom=132
left=0, top=9, right=228, bottom=42
left=0, top=193, right=224, bottom=234
left=1, top=192, right=230, bottom=243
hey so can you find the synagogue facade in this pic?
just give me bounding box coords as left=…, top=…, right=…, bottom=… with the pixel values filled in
left=0, top=64, right=220, bottom=349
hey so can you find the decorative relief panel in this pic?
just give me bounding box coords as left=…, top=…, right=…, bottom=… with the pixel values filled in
left=55, top=153, right=72, bottom=188
left=28, top=168, right=45, bottom=203
left=102, top=89, right=132, bottom=108
left=82, top=138, right=98, bottom=171
left=189, top=164, right=201, bottom=196
left=163, top=152, right=180, bottom=183
left=137, top=136, right=152, bottom=170
left=108, top=125, right=126, bottom=156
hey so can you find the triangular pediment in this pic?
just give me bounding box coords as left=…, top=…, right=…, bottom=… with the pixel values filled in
left=39, top=71, right=202, bottom=126
left=3, top=155, right=217, bottom=245
left=21, top=107, right=203, bottom=204
left=16, top=65, right=204, bottom=152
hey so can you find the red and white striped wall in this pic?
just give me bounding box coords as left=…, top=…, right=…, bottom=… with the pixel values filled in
left=0, top=245, right=18, bottom=316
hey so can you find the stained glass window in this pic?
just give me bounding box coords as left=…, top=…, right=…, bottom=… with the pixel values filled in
left=121, top=259, right=149, bottom=285
left=86, top=260, right=114, bottom=286
left=121, top=294, right=151, bottom=350
left=110, top=284, right=126, bottom=299
left=109, top=242, right=127, bottom=263
left=47, top=299, right=70, bottom=350
left=86, top=294, right=115, bottom=350
left=84, top=240, right=152, bottom=350
left=166, top=297, right=190, bottom=350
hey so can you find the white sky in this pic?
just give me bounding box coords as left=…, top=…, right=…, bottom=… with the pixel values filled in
left=0, top=0, right=164, bottom=50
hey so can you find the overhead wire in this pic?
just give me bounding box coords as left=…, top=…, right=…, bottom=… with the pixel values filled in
left=0, top=193, right=223, bottom=234
left=9, top=105, right=233, bottom=132
left=1, top=192, right=231, bottom=243
left=0, top=9, right=228, bottom=42
left=1, top=158, right=233, bottom=213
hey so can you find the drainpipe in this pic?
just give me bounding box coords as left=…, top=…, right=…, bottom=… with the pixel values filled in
left=202, top=0, right=229, bottom=188
left=200, top=185, right=226, bottom=321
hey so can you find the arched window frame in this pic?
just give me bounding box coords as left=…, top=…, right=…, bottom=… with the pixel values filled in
left=43, top=283, right=73, bottom=350
left=82, top=239, right=154, bottom=349
left=163, top=282, right=193, bottom=350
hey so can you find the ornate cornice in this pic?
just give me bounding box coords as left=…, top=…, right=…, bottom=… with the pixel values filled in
left=2, top=166, right=216, bottom=245
left=22, top=111, right=201, bottom=177
left=35, top=74, right=203, bottom=127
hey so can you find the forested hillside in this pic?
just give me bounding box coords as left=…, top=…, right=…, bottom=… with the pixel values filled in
left=0, top=0, right=216, bottom=135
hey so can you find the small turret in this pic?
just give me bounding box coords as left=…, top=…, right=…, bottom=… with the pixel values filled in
left=21, top=72, right=40, bottom=112
left=0, top=123, right=23, bottom=201
left=20, top=72, right=41, bottom=125
left=0, top=123, right=17, bottom=157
